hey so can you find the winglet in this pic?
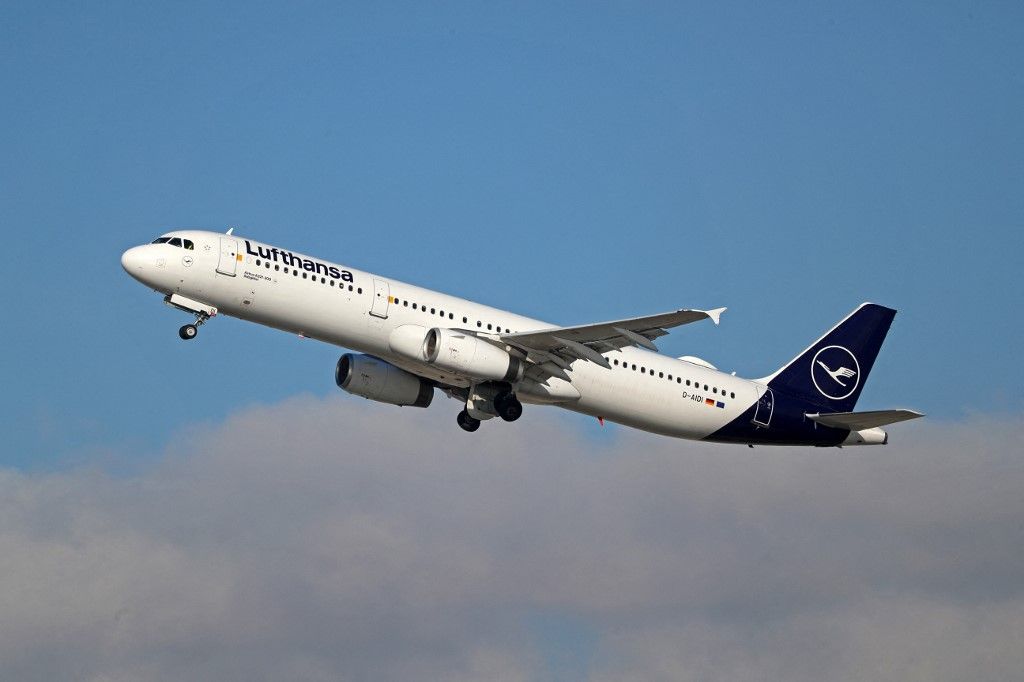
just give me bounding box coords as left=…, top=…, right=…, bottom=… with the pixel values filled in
left=226, top=227, right=234, bottom=235
left=705, top=307, right=726, bottom=326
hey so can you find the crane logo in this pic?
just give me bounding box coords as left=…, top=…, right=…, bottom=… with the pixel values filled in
left=811, top=345, right=860, bottom=400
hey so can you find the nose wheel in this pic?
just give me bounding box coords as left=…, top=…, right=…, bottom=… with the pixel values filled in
left=178, top=311, right=210, bottom=341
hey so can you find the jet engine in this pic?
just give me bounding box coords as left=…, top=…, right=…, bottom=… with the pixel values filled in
left=421, top=327, right=524, bottom=382
left=335, top=354, right=434, bottom=408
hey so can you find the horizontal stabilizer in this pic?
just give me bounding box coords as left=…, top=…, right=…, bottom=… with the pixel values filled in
left=806, top=409, right=925, bottom=431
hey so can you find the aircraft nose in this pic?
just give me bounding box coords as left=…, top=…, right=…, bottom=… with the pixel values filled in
left=121, top=246, right=146, bottom=274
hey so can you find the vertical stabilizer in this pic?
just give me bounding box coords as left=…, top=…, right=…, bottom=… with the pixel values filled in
left=761, top=303, right=896, bottom=412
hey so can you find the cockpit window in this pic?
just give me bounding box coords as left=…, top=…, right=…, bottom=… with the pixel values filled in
left=169, top=237, right=183, bottom=247
left=183, top=239, right=194, bottom=250
left=151, top=237, right=171, bottom=244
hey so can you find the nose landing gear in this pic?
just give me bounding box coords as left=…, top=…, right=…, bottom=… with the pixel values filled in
left=164, top=294, right=217, bottom=341
left=178, top=311, right=210, bottom=340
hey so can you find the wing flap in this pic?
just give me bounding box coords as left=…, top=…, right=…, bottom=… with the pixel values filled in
left=806, top=409, right=925, bottom=430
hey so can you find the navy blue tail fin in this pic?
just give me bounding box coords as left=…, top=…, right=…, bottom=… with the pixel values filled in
left=763, top=303, right=896, bottom=412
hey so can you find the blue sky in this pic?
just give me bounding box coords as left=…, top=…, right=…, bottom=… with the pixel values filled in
left=1, top=1, right=1021, bottom=467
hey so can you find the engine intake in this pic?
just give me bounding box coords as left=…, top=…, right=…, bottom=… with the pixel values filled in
left=422, top=327, right=523, bottom=382
left=335, top=354, right=434, bottom=408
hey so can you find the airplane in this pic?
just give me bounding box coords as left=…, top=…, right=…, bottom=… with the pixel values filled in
left=121, top=229, right=923, bottom=446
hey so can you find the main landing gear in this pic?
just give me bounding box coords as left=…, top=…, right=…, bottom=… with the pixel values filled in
left=456, top=389, right=523, bottom=433
left=494, top=391, right=523, bottom=422
left=457, top=409, right=481, bottom=432
left=178, top=312, right=210, bottom=341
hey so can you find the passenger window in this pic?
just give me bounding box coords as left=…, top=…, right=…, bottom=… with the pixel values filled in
left=256, top=259, right=261, bottom=266
left=463, top=317, right=468, bottom=323
left=169, top=237, right=182, bottom=247
left=357, top=288, right=362, bottom=294
left=640, top=367, right=645, bottom=374
left=731, top=392, right=735, bottom=399
left=431, top=308, right=436, bottom=314
left=659, top=372, right=664, bottom=378
left=412, top=303, right=418, bottom=310
left=487, top=323, right=492, bottom=330
left=449, top=313, right=454, bottom=320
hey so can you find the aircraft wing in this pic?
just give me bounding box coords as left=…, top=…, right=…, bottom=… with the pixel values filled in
left=806, top=409, right=925, bottom=430
left=498, top=307, right=725, bottom=374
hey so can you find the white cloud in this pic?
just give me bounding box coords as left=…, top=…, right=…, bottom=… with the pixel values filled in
left=1, top=397, right=1022, bottom=680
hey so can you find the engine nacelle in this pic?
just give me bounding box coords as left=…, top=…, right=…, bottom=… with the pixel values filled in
left=335, top=354, right=433, bottom=408
left=421, top=327, right=524, bottom=382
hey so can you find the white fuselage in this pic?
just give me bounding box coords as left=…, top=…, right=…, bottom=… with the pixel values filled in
left=122, top=230, right=769, bottom=440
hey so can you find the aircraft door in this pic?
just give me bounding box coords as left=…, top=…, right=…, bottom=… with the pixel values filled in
left=217, top=238, right=239, bottom=276
left=370, top=278, right=390, bottom=319
left=753, top=385, right=774, bottom=428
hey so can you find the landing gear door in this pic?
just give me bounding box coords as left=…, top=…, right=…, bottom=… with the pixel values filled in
left=753, top=385, right=774, bottom=428
left=370, top=278, right=390, bottom=319
left=217, top=238, right=239, bottom=276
